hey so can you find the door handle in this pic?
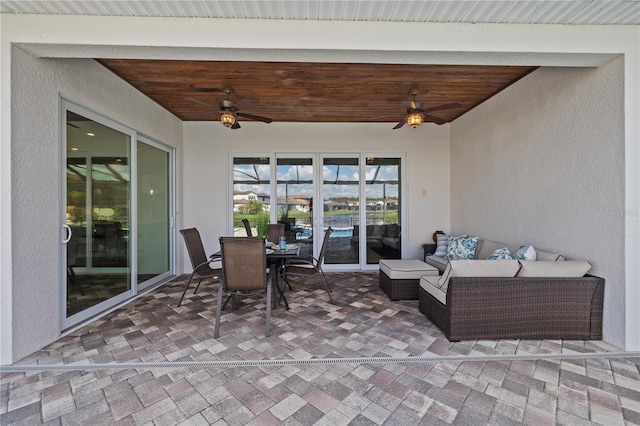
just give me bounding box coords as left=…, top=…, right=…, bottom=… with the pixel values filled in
left=62, top=224, right=72, bottom=244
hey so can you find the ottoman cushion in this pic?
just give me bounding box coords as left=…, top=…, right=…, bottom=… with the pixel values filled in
left=379, top=259, right=439, bottom=300
left=379, top=259, right=439, bottom=279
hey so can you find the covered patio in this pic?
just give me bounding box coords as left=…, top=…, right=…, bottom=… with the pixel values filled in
left=2, top=272, right=638, bottom=425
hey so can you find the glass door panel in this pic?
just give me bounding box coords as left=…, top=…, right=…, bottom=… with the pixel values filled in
left=322, top=157, right=360, bottom=265
left=65, top=110, right=131, bottom=321
left=233, top=157, right=271, bottom=237
left=276, top=157, right=314, bottom=257
left=137, top=140, right=171, bottom=287
left=365, top=157, right=401, bottom=264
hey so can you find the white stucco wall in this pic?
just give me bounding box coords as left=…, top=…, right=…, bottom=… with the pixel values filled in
left=450, top=59, right=626, bottom=348
left=3, top=46, right=182, bottom=363
left=182, top=122, right=451, bottom=266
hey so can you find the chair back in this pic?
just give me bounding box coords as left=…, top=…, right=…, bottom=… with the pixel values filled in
left=242, top=218, right=253, bottom=237
left=220, top=237, right=266, bottom=292
left=180, top=228, right=208, bottom=270
left=267, top=223, right=285, bottom=244
left=317, top=227, right=333, bottom=266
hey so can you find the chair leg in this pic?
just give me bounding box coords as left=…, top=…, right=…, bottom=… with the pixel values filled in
left=177, top=274, right=195, bottom=307
left=320, top=270, right=334, bottom=303
left=193, top=278, right=203, bottom=294
left=266, top=276, right=272, bottom=337
left=221, top=294, right=233, bottom=311
left=214, top=281, right=224, bottom=338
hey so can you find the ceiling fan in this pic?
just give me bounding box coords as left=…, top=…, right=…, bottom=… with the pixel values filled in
left=387, top=89, right=462, bottom=129
left=186, top=87, right=273, bottom=129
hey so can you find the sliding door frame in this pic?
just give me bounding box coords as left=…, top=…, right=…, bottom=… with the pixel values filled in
left=60, top=99, right=177, bottom=330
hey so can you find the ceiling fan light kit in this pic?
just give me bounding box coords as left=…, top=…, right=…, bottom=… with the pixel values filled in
left=406, top=113, right=423, bottom=128
left=220, top=111, right=236, bottom=128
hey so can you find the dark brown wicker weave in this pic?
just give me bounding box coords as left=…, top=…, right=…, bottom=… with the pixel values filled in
left=379, top=272, right=420, bottom=300
left=419, top=275, right=604, bottom=341
left=216, top=236, right=271, bottom=337
left=178, top=228, right=222, bottom=307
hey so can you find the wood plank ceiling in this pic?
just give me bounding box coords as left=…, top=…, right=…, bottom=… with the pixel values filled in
left=98, top=59, right=537, bottom=126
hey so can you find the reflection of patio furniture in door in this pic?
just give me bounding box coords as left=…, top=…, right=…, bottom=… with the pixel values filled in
left=93, top=221, right=126, bottom=265
left=242, top=218, right=253, bottom=237
left=67, top=226, right=86, bottom=295
left=283, top=227, right=334, bottom=303
left=267, top=223, right=285, bottom=244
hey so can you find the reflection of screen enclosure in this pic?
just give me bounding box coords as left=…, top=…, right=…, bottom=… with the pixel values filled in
left=233, top=157, right=271, bottom=236
left=277, top=158, right=314, bottom=244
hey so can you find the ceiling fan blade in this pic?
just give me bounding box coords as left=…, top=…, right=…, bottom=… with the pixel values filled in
left=393, top=120, right=406, bottom=130
left=231, top=122, right=241, bottom=129
left=192, top=87, right=228, bottom=93
left=233, top=98, right=254, bottom=110
left=424, top=102, right=462, bottom=113
left=185, top=97, right=216, bottom=108
left=402, top=100, right=417, bottom=110
left=236, top=112, right=273, bottom=123
left=423, top=114, right=447, bottom=125
left=67, top=122, right=80, bottom=129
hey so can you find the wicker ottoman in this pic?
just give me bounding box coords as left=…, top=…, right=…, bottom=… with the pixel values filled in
left=379, top=259, right=439, bottom=300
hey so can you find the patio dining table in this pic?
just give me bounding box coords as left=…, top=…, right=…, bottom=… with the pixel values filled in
left=210, top=242, right=300, bottom=310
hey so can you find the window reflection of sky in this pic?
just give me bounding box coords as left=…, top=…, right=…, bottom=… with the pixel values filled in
left=233, top=161, right=399, bottom=199
left=233, top=163, right=270, bottom=195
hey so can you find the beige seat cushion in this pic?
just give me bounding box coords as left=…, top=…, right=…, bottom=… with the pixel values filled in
left=517, top=260, right=591, bottom=277
left=419, top=275, right=446, bottom=305
left=379, top=259, right=439, bottom=279
left=438, top=259, right=521, bottom=292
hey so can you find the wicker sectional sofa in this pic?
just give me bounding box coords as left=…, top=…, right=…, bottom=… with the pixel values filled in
left=417, top=241, right=605, bottom=341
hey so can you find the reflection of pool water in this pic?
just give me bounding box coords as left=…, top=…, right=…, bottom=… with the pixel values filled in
left=297, top=227, right=352, bottom=238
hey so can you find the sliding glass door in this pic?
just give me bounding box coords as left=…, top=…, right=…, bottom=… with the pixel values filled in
left=364, top=157, right=402, bottom=264
left=65, top=109, right=132, bottom=323
left=137, top=137, right=174, bottom=289
left=276, top=156, right=314, bottom=257
left=321, top=156, right=360, bottom=267
left=63, top=101, right=175, bottom=329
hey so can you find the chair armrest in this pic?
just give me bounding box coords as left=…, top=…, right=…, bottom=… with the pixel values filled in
left=285, top=255, right=316, bottom=267
left=422, top=243, right=437, bottom=257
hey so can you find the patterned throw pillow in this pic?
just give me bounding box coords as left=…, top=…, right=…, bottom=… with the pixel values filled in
left=513, top=244, right=537, bottom=260
left=434, top=234, right=448, bottom=257
left=487, top=247, right=513, bottom=260
left=445, top=236, right=479, bottom=260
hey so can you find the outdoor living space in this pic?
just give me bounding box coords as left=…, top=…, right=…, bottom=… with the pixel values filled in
left=3, top=11, right=640, bottom=421
left=2, top=272, right=639, bottom=425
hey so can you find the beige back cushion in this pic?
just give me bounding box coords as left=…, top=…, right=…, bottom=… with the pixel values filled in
left=534, top=249, right=567, bottom=261
left=475, top=239, right=521, bottom=260
left=517, top=261, right=591, bottom=277
left=438, top=259, right=521, bottom=292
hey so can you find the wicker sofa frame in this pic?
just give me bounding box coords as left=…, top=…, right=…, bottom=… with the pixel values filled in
left=419, top=275, right=605, bottom=341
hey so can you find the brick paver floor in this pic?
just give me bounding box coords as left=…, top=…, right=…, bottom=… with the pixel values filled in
left=2, top=272, right=639, bottom=425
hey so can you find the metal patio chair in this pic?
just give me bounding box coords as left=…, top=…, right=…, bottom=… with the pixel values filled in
left=283, top=227, right=334, bottom=303
left=215, top=236, right=272, bottom=338
left=177, top=228, right=222, bottom=307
